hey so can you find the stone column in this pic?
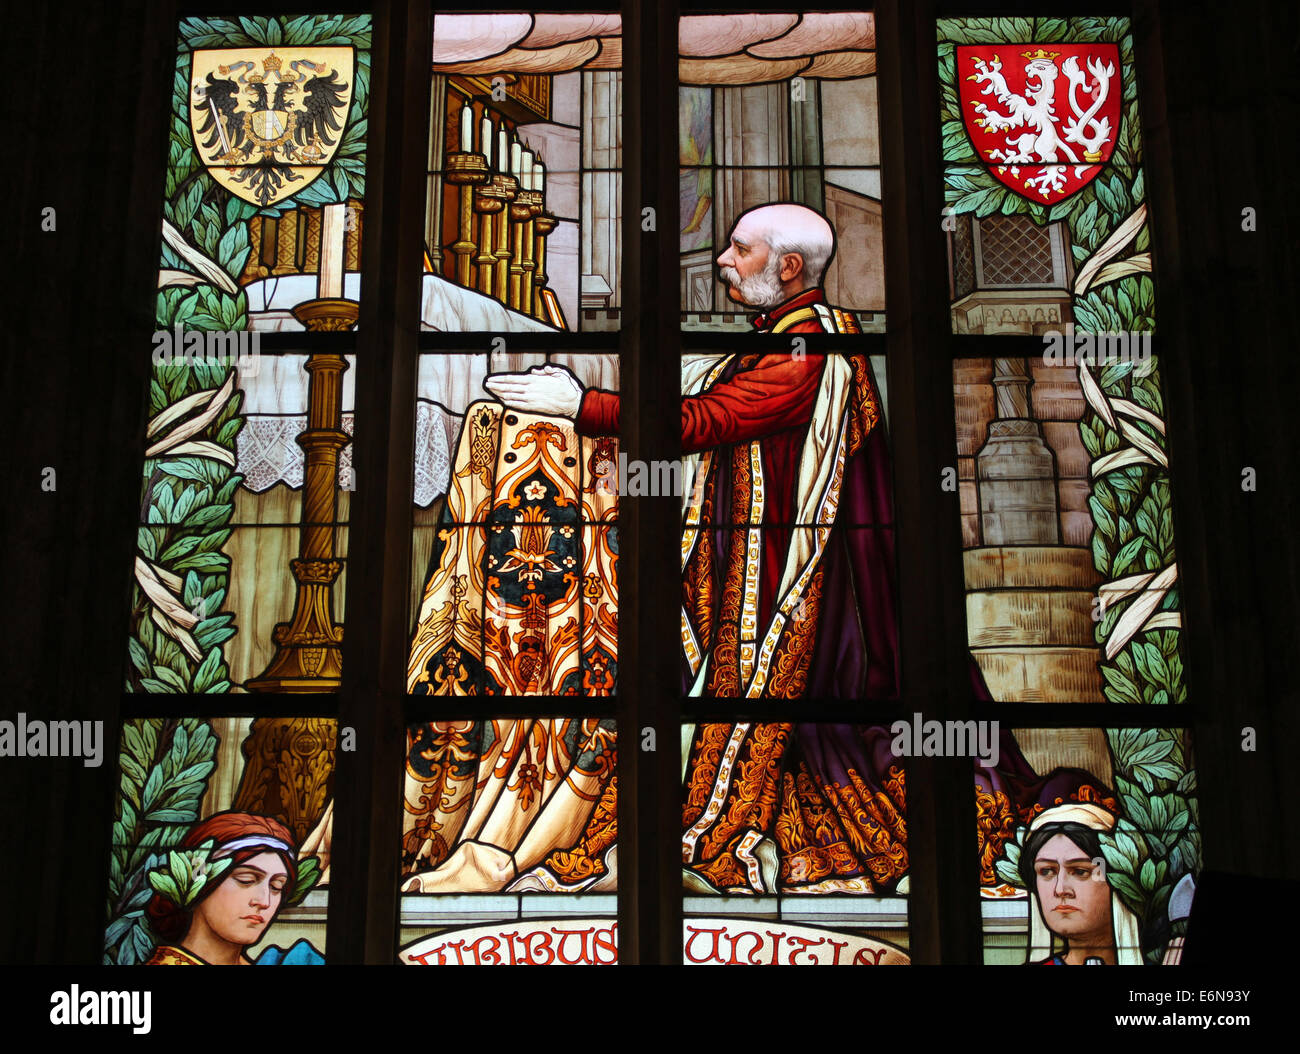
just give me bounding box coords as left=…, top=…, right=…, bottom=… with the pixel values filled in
left=426, top=75, right=447, bottom=274
left=976, top=357, right=1059, bottom=544
left=581, top=71, right=622, bottom=315
left=789, top=78, right=824, bottom=210
left=965, top=359, right=1104, bottom=702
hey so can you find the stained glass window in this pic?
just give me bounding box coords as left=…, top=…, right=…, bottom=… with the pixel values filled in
left=673, top=12, right=894, bottom=712
left=977, top=727, right=1199, bottom=965
left=407, top=351, right=618, bottom=696
left=668, top=10, right=908, bottom=966
left=161, top=15, right=371, bottom=331
left=97, top=6, right=1217, bottom=975
left=679, top=349, right=893, bottom=701
left=397, top=12, right=622, bottom=966
left=105, top=717, right=336, bottom=965
left=940, top=17, right=1197, bottom=973
left=422, top=14, right=622, bottom=331
left=113, top=12, right=359, bottom=970
left=954, top=356, right=1184, bottom=703
left=398, top=718, right=617, bottom=964
left=133, top=11, right=368, bottom=695
left=680, top=12, right=884, bottom=332
left=130, top=351, right=353, bottom=693
left=682, top=723, right=910, bottom=964
left=938, top=17, right=1154, bottom=334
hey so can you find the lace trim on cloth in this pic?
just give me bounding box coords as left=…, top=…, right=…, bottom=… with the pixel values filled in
left=236, top=403, right=464, bottom=507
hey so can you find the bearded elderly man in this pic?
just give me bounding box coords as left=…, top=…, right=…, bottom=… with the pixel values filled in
left=487, top=202, right=903, bottom=700
left=482, top=204, right=1009, bottom=896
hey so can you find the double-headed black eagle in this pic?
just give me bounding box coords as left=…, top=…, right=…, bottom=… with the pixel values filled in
left=194, top=66, right=349, bottom=158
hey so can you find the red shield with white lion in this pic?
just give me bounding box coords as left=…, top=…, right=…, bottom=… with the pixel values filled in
left=957, top=43, right=1122, bottom=204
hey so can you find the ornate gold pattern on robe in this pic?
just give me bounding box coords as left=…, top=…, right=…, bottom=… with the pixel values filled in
left=407, top=404, right=617, bottom=696
left=401, top=718, right=617, bottom=893
left=681, top=724, right=908, bottom=895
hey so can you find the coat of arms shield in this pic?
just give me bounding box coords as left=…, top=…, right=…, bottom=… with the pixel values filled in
left=957, top=43, right=1122, bottom=204
left=189, top=47, right=355, bottom=208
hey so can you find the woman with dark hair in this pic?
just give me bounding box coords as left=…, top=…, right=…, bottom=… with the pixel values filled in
left=1019, top=804, right=1142, bottom=965
left=144, top=811, right=323, bottom=965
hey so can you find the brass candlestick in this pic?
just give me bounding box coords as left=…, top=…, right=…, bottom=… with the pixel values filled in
left=245, top=298, right=357, bottom=692
left=445, top=152, right=489, bottom=289
left=533, top=212, right=557, bottom=320
left=231, top=717, right=337, bottom=841
left=492, top=175, right=519, bottom=304
left=474, top=179, right=511, bottom=297
left=507, top=189, right=535, bottom=312
left=517, top=189, right=542, bottom=318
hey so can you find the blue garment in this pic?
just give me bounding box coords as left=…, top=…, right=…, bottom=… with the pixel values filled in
left=253, top=938, right=325, bottom=965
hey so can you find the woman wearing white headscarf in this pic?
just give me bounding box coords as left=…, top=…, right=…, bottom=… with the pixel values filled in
left=1020, top=802, right=1144, bottom=965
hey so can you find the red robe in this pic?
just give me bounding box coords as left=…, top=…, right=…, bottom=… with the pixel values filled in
left=575, top=287, right=896, bottom=698
left=575, top=288, right=827, bottom=468
left=567, top=289, right=1011, bottom=893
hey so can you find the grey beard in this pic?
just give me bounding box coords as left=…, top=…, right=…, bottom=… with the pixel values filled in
left=719, top=260, right=786, bottom=310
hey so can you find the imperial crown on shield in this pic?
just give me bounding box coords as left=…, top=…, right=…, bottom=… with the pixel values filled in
left=957, top=43, right=1122, bottom=203
left=189, top=47, right=355, bottom=207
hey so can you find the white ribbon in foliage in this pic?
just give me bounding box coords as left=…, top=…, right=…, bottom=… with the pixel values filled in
left=136, top=373, right=242, bottom=665
left=145, top=372, right=238, bottom=467
left=134, top=557, right=205, bottom=662
left=1099, top=564, right=1181, bottom=659
left=1078, top=360, right=1167, bottom=476
left=1079, top=360, right=1180, bottom=658
left=1074, top=204, right=1150, bottom=295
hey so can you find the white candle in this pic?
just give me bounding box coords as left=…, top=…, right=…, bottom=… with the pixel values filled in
left=510, top=139, right=522, bottom=178
left=480, top=116, right=492, bottom=164
left=320, top=203, right=346, bottom=300
left=497, top=127, right=508, bottom=173
left=459, top=103, right=472, bottom=152
left=535, top=160, right=545, bottom=195
left=521, top=150, right=534, bottom=191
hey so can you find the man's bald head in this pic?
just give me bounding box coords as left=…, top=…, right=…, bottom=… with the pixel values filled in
left=716, top=203, right=836, bottom=308
left=737, top=204, right=835, bottom=285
